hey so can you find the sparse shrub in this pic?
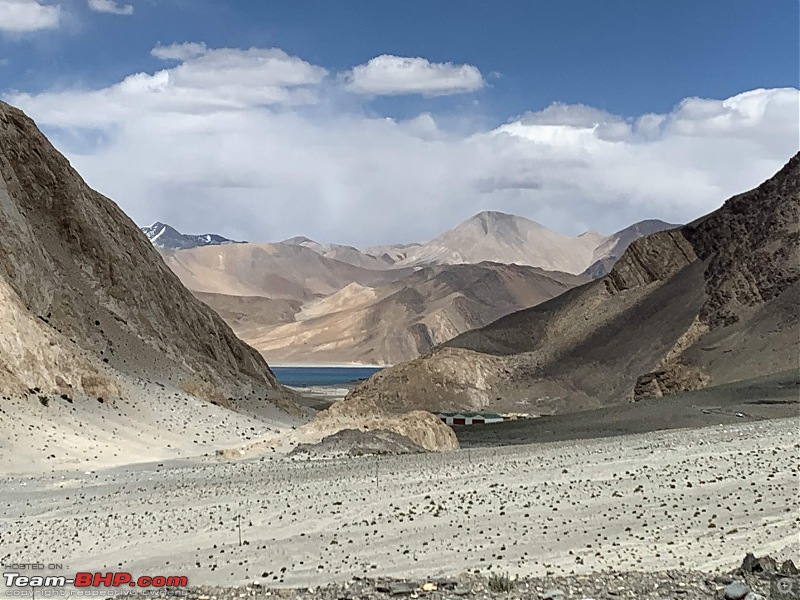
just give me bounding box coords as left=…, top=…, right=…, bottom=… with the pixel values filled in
left=487, top=572, right=514, bottom=593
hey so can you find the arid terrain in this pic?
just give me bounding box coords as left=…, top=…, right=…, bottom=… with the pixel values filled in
left=0, top=80, right=797, bottom=600
left=0, top=101, right=455, bottom=470
left=148, top=213, right=671, bottom=365
left=1, top=417, right=797, bottom=592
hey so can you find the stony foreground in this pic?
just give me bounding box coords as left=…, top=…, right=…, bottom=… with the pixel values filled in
left=150, top=563, right=800, bottom=600
left=1, top=419, right=797, bottom=590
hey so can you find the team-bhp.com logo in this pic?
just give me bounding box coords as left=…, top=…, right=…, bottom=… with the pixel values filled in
left=4, top=573, right=188, bottom=588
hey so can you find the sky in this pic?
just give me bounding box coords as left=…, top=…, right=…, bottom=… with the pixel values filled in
left=1, top=0, right=798, bottom=245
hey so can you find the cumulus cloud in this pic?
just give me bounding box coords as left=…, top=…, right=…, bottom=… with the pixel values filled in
left=87, top=0, right=133, bottom=15
left=5, top=44, right=798, bottom=246
left=0, top=0, right=60, bottom=32
left=13, top=46, right=328, bottom=126
left=343, top=55, right=485, bottom=96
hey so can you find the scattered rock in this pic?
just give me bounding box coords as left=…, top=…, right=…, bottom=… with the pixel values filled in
left=724, top=581, right=751, bottom=600
left=740, top=553, right=778, bottom=576
left=781, top=560, right=799, bottom=576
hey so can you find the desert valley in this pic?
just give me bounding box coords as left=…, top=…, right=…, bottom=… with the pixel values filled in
left=1, top=98, right=798, bottom=599
left=0, top=3, right=798, bottom=599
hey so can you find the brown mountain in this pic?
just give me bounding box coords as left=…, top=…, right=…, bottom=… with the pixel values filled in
left=160, top=242, right=412, bottom=300
left=212, top=263, right=587, bottom=365
left=388, top=211, right=605, bottom=273
left=0, top=101, right=284, bottom=405
left=157, top=216, right=676, bottom=366
left=337, top=153, right=799, bottom=417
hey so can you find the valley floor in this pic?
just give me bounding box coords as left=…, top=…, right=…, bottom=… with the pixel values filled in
left=1, top=417, right=797, bottom=590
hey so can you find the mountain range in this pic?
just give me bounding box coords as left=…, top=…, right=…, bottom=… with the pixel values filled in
left=143, top=213, right=674, bottom=364
left=334, top=153, right=799, bottom=419
left=148, top=212, right=675, bottom=276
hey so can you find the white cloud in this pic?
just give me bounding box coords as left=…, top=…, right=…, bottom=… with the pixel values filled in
left=13, top=45, right=328, bottom=126
left=5, top=44, right=799, bottom=246
left=343, top=55, right=485, bottom=96
left=87, top=0, right=133, bottom=15
left=0, top=0, right=60, bottom=32
left=152, top=42, right=207, bottom=61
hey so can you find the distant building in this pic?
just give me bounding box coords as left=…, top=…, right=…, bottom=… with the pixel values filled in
left=435, top=412, right=505, bottom=426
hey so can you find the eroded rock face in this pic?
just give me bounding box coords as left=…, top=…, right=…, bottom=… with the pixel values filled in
left=0, top=101, right=280, bottom=401
left=340, top=154, right=800, bottom=415
left=684, top=153, right=800, bottom=327
left=604, top=230, right=697, bottom=294
left=633, top=363, right=711, bottom=401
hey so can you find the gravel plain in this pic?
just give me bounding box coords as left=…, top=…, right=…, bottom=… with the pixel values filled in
left=1, top=417, right=797, bottom=594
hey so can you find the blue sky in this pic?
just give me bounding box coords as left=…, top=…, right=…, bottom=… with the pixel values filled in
left=1, top=0, right=798, bottom=243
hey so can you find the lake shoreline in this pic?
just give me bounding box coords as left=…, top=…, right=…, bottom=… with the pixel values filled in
left=270, top=363, right=390, bottom=368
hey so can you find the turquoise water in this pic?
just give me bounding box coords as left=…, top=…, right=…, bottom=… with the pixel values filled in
left=272, top=366, right=382, bottom=387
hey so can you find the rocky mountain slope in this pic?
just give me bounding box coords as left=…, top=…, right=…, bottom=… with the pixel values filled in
left=142, top=221, right=243, bottom=250
left=337, top=153, right=799, bottom=416
left=584, top=219, right=676, bottom=278
left=0, top=101, right=288, bottom=403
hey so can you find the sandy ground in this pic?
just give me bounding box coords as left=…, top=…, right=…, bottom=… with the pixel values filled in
left=1, top=417, right=797, bottom=589
left=0, top=378, right=305, bottom=475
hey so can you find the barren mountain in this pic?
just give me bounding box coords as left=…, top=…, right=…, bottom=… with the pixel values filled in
left=213, top=263, right=587, bottom=365
left=279, top=212, right=666, bottom=275
left=391, top=211, right=606, bottom=273
left=156, top=213, right=665, bottom=365
left=338, top=153, right=799, bottom=417
left=142, top=221, right=244, bottom=250
left=282, top=236, right=395, bottom=270
left=0, top=101, right=324, bottom=472
left=584, top=219, right=677, bottom=278
left=160, top=242, right=413, bottom=299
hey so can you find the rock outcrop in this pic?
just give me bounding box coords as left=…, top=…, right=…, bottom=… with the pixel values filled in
left=290, top=428, right=427, bottom=457
left=585, top=219, right=677, bottom=278
left=304, top=407, right=459, bottom=452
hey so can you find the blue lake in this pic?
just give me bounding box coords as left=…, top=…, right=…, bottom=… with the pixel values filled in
left=272, top=366, right=383, bottom=387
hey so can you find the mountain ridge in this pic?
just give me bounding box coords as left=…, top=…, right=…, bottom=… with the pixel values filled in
left=147, top=213, right=678, bottom=365
left=144, top=211, right=677, bottom=277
